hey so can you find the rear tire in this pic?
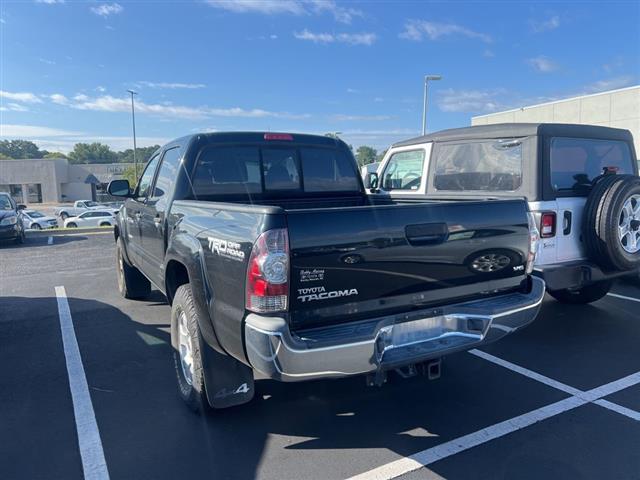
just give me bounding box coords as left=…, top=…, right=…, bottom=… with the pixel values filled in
left=548, top=280, right=612, bottom=304
left=66, top=222, right=77, bottom=228
left=99, top=222, right=111, bottom=227
left=171, top=284, right=209, bottom=414
left=31, top=223, right=42, bottom=231
left=116, top=237, right=150, bottom=299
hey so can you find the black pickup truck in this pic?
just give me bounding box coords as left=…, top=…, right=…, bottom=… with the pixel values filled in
left=108, top=132, right=545, bottom=412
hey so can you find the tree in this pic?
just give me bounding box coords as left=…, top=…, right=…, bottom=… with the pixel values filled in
left=0, top=140, right=46, bottom=159
left=377, top=148, right=388, bottom=162
left=355, top=145, right=377, bottom=167
left=120, top=164, right=140, bottom=187
left=117, top=145, right=160, bottom=163
left=0, top=152, right=11, bottom=160
left=68, top=142, right=117, bottom=164
left=44, top=151, right=69, bottom=159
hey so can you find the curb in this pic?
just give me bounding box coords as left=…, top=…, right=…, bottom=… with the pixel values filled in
left=28, top=226, right=114, bottom=237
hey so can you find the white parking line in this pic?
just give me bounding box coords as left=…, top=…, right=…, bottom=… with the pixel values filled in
left=55, top=286, right=110, bottom=480
left=470, top=349, right=640, bottom=417
left=607, top=292, right=640, bottom=303
left=348, top=370, right=640, bottom=480
left=48, top=236, right=53, bottom=245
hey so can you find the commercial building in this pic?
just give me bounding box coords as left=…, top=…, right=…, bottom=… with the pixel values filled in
left=471, top=85, right=640, bottom=156
left=0, top=159, right=135, bottom=204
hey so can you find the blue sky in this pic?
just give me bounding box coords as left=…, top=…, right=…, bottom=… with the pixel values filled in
left=1, top=0, right=639, bottom=153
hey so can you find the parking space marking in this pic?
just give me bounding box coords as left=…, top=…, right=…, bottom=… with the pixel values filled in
left=48, top=236, right=53, bottom=245
left=348, top=369, right=640, bottom=480
left=607, top=292, right=640, bottom=303
left=55, top=286, right=110, bottom=480
left=470, top=349, right=640, bottom=418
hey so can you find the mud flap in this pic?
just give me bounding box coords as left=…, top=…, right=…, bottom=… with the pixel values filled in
left=200, top=338, right=255, bottom=409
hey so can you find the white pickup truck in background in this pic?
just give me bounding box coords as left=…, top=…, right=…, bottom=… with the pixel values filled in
left=367, top=123, right=640, bottom=303
left=55, top=200, right=119, bottom=220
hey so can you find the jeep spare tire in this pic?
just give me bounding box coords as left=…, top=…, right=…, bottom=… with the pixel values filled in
left=583, top=174, right=640, bottom=271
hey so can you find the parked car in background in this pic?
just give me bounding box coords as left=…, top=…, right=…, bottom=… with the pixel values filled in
left=107, top=131, right=544, bottom=413
left=0, top=192, right=26, bottom=244
left=369, top=123, right=640, bottom=302
left=55, top=200, right=119, bottom=220
left=64, top=210, right=115, bottom=228
left=22, top=209, right=58, bottom=230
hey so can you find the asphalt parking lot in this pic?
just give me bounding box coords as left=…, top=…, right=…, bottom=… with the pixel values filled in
left=1, top=232, right=639, bottom=480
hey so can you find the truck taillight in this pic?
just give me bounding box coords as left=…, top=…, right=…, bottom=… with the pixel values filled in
left=246, top=228, right=289, bottom=313
left=540, top=212, right=556, bottom=238
left=527, top=212, right=540, bottom=275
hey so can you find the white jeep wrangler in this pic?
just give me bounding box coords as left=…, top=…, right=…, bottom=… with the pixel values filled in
left=368, top=123, right=640, bottom=304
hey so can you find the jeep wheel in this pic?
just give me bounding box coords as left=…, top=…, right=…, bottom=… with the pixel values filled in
left=171, top=284, right=209, bottom=413
left=583, top=175, right=640, bottom=271
left=548, top=280, right=612, bottom=304
left=116, top=237, right=150, bottom=299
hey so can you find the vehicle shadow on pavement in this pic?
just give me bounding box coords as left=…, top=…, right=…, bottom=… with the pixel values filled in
left=4, top=293, right=638, bottom=480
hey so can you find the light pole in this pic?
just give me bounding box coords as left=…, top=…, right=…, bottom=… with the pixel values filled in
left=127, top=89, right=138, bottom=179
left=422, top=75, right=442, bottom=135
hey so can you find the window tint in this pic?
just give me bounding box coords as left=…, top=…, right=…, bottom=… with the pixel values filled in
left=550, top=137, right=633, bottom=194
left=434, top=140, right=523, bottom=191
left=136, top=154, right=160, bottom=198
left=382, top=150, right=425, bottom=191
left=192, top=147, right=262, bottom=196
left=0, top=195, right=13, bottom=210
left=79, top=212, right=92, bottom=218
left=153, top=148, right=180, bottom=198
left=262, top=148, right=300, bottom=191
left=300, top=148, right=359, bottom=192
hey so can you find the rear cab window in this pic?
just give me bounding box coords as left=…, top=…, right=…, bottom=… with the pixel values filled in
left=550, top=137, right=634, bottom=195
left=432, top=139, right=524, bottom=192
left=191, top=145, right=360, bottom=199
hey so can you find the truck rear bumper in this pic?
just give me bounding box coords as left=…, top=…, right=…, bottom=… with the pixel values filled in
left=534, top=261, right=639, bottom=291
left=244, top=277, right=545, bottom=382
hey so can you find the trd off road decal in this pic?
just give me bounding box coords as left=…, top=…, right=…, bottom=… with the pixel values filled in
left=207, top=237, right=245, bottom=261
left=297, top=286, right=359, bottom=303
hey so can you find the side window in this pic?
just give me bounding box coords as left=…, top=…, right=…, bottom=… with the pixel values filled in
left=550, top=137, right=634, bottom=194
left=80, top=212, right=92, bottom=218
left=382, top=150, right=425, bottom=191
left=136, top=154, right=161, bottom=198
left=152, top=148, right=181, bottom=199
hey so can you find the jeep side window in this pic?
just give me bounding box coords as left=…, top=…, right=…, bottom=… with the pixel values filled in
left=136, top=154, right=161, bottom=198
left=550, top=137, right=634, bottom=194
left=382, top=150, right=425, bottom=191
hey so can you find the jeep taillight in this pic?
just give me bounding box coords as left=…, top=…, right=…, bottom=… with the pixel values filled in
left=540, top=212, right=556, bottom=238
left=246, top=228, right=289, bottom=313
left=527, top=212, right=540, bottom=275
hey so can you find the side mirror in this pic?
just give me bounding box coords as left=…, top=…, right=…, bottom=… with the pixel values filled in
left=364, top=172, right=379, bottom=190
left=107, top=179, right=132, bottom=197
left=17, top=204, right=27, bottom=210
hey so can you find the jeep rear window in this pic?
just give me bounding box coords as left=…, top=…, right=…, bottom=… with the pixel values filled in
left=192, top=146, right=360, bottom=197
left=433, top=139, right=523, bottom=191
left=550, top=137, right=634, bottom=193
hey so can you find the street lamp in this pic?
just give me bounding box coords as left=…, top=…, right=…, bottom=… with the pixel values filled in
left=127, top=89, right=138, bottom=178
left=422, top=75, right=442, bottom=135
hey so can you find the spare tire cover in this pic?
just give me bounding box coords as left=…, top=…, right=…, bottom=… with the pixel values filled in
left=583, top=174, right=640, bottom=271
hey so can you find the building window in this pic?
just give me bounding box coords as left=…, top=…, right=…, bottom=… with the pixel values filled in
left=26, top=184, right=42, bottom=203
left=0, top=184, right=24, bottom=203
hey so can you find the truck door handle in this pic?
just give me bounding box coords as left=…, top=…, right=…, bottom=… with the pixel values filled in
left=405, top=223, right=449, bottom=245
left=563, top=211, right=572, bottom=235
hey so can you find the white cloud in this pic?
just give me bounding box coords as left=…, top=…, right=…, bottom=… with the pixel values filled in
left=294, top=29, right=376, bottom=45
left=0, top=90, right=43, bottom=103
left=95, top=86, right=106, bottom=93
left=90, top=3, right=123, bottom=16
left=346, top=88, right=360, bottom=94
left=206, top=0, right=361, bottom=23
left=35, top=0, right=65, bottom=4
left=437, top=88, right=507, bottom=113
left=582, top=76, right=635, bottom=94
left=4, top=103, right=30, bottom=112
left=137, top=81, right=206, bottom=89
left=0, top=124, right=82, bottom=137
left=38, top=58, right=56, bottom=65
left=483, top=49, right=495, bottom=58
left=46, top=93, right=309, bottom=120
left=527, top=55, right=558, bottom=73
left=50, top=93, right=69, bottom=105
left=530, top=15, right=560, bottom=33
left=330, top=114, right=393, bottom=121
left=400, top=20, right=492, bottom=43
